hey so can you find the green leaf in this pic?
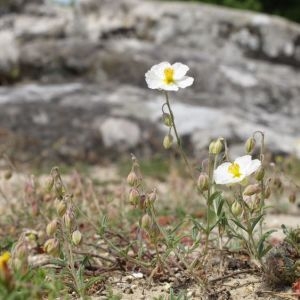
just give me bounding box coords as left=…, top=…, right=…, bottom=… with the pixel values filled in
left=208, top=191, right=222, bottom=205
left=250, top=214, right=265, bottom=233
left=257, top=229, right=276, bottom=258
left=216, top=197, right=225, bottom=216
left=230, top=219, right=247, bottom=232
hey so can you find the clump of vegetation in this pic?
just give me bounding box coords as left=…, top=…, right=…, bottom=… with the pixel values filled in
left=0, top=61, right=300, bottom=299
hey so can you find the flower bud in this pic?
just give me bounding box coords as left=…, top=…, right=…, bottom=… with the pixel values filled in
left=163, top=134, right=173, bottom=149
left=209, top=138, right=223, bottom=155
left=127, top=171, right=139, bottom=187
left=264, top=186, right=271, bottom=199
left=44, top=238, right=60, bottom=256
left=45, top=176, right=54, bottom=192
left=245, top=137, right=256, bottom=154
left=129, top=188, right=139, bottom=206
left=243, top=184, right=261, bottom=196
left=147, top=189, right=157, bottom=204
left=141, top=214, right=152, bottom=230
left=72, top=230, right=82, bottom=246
left=56, top=200, right=67, bottom=217
left=231, top=201, right=242, bottom=216
left=162, top=113, right=173, bottom=127
left=197, top=172, right=209, bottom=191
left=4, top=170, right=12, bottom=180
left=46, top=219, right=58, bottom=236
left=255, top=167, right=265, bottom=181
left=54, top=180, right=64, bottom=198
left=63, top=209, right=75, bottom=230
left=288, top=192, right=297, bottom=204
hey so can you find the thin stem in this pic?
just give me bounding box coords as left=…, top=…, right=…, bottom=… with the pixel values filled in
left=164, top=92, right=195, bottom=183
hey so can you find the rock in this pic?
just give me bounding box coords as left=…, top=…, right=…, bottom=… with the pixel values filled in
left=99, top=118, right=141, bottom=151
left=0, top=0, right=299, bottom=161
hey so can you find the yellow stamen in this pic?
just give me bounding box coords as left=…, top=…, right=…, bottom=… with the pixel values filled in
left=228, top=163, right=242, bottom=178
left=164, top=68, right=175, bottom=85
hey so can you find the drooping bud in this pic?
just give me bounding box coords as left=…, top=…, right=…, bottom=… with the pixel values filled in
left=63, top=209, right=75, bottom=230
left=264, top=186, right=271, bottom=199
left=197, top=172, right=209, bottom=192
left=72, top=230, right=82, bottom=246
left=45, top=176, right=54, bottom=192
left=162, top=113, right=173, bottom=127
left=231, top=201, right=242, bottom=217
left=288, top=192, right=297, bottom=204
left=44, top=238, right=60, bottom=256
left=4, top=170, right=12, bottom=180
left=56, top=200, right=67, bottom=217
left=209, top=138, right=223, bottom=155
left=147, top=188, right=157, bottom=204
left=54, top=180, right=65, bottom=199
left=245, top=137, right=256, bottom=154
left=141, top=214, right=152, bottom=231
left=129, top=188, right=139, bottom=206
left=243, top=184, right=261, bottom=196
left=127, top=171, right=139, bottom=187
left=46, top=219, right=58, bottom=236
left=163, top=134, right=173, bottom=149
left=255, top=167, right=265, bottom=181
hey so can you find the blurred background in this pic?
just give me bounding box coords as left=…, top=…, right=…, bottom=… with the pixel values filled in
left=0, top=0, right=299, bottom=167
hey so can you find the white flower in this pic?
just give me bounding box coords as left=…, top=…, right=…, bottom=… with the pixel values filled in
left=213, top=155, right=261, bottom=185
left=145, top=62, right=194, bottom=91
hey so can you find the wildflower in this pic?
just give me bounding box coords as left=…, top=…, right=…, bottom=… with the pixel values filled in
left=145, top=62, right=194, bottom=91
left=209, top=138, right=223, bottom=155
left=0, top=252, right=11, bottom=284
left=0, top=252, right=10, bottom=270
left=214, top=155, right=261, bottom=185
left=72, top=230, right=82, bottom=246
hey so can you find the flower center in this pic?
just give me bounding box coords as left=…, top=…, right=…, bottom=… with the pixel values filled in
left=228, top=163, right=242, bottom=178
left=164, top=68, right=175, bottom=84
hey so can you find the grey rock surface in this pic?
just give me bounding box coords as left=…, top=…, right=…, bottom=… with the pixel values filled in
left=0, top=0, right=299, bottom=162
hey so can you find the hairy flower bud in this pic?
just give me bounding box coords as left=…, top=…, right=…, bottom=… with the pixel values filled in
left=243, top=184, right=261, bottom=196
left=45, top=176, right=54, bottom=192
left=163, top=134, right=173, bottom=149
left=209, top=138, right=223, bottom=155
left=72, top=230, right=82, bottom=246
left=63, top=209, right=75, bottom=230
left=127, top=171, right=139, bottom=187
left=141, top=214, right=152, bottom=230
left=265, top=186, right=271, bottom=199
left=245, top=137, right=256, bottom=154
left=129, top=188, right=139, bottom=206
left=162, top=113, right=173, bottom=127
left=231, top=201, right=242, bottom=217
left=255, top=167, right=265, bottom=181
left=56, top=200, right=67, bottom=217
left=44, top=238, right=60, bottom=256
left=197, top=172, right=209, bottom=191
left=46, top=219, right=58, bottom=236
left=147, top=189, right=157, bottom=204
left=288, top=192, right=297, bottom=204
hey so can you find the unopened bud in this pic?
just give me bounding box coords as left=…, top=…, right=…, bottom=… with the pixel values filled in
left=46, top=219, right=58, bottom=236
left=63, top=209, right=75, bottom=230
left=56, top=200, right=67, bottom=217
left=4, top=170, right=12, bottom=180
left=127, top=171, right=139, bottom=187
left=162, top=113, right=173, bottom=127
left=243, top=184, right=261, bottom=196
left=141, top=214, right=152, bottom=230
left=163, top=134, right=173, bottom=149
left=14, top=242, right=28, bottom=260
left=289, top=192, right=297, bottom=204
left=44, top=238, right=60, bottom=256
left=54, top=180, right=64, bottom=198
left=72, top=230, right=82, bottom=246
left=231, top=201, right=242, bottom=216
left=197, top=172, right=209, bottom=191
left=129, top=188, right=139, bottom=206
left=209, top=138, right=223, bottom=155
left=255, top=167, right=265, bottom=181
left=264, top=186, right=271, bottom=199
left=45, top=176, right=54, bottom=192
left=245, top=137, right=256, bottom=154
left=273, top=177, right=282, bottom=189
left=147, top=189, right=157, bottom=204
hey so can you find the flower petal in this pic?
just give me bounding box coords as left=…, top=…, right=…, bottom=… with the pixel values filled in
left=145, top=70, right=163, bottom=89
left=245, top=159, right=261, bottom=176
left=160, top=83, right=179, bottom=91
left=172, top=62, right=189, bottom=79
left=235, top=155, right=252, bottom=167
left=176, top=76, right=194, bottom=88
left=151, top=62, right=171, bottom=78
